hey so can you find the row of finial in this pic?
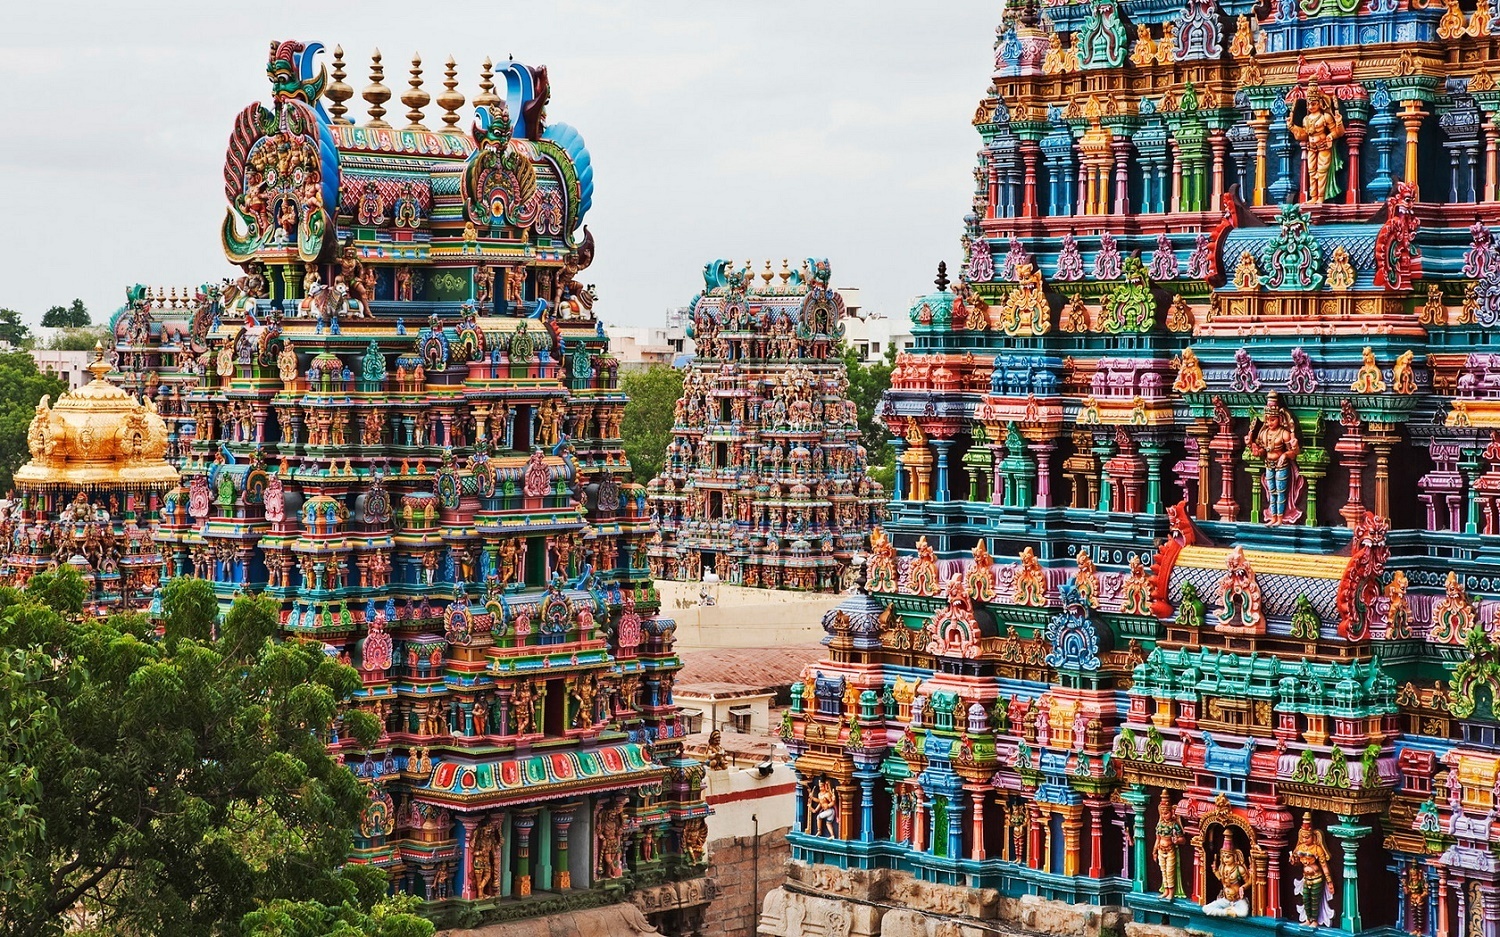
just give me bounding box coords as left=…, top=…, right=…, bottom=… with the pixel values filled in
left=143, top=287, right=200, bottom=309
left=741, top=259, right=799, bottom=287
left=325, top=47, right=507, bottom=134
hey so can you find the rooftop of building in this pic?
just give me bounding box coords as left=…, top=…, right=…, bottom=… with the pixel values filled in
left=676, top=644, right=823, bottom=694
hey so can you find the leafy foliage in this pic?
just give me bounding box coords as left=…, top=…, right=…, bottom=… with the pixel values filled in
left=40, top=300, right=90, bottom=330
left=621, top=365, right=685, bottom=483
left=841, top=344, right=896, bottom=491
left=0, top=570, right=388, bottom=937
left=0, top=310, right=32, bottom=349
left=43, top=327, right=111, bottom=352
left=0, top=352, right=67, bottom=494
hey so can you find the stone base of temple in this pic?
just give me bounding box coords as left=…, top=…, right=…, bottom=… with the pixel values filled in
left=435, top=879, right=716, bottom=937
left=759, top=861, right=1163, bottom=937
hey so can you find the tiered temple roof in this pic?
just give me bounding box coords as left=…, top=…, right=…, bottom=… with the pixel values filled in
left=119, top=41, right=710, bottom=928
left=776, top=3, right=1500, bottom=936
left=646, top=259, right=885, bottom=592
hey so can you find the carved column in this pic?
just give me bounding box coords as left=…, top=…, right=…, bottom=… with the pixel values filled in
left=1367, top=425, right=1398, bottom=520
left=1210, top=415, right=1239, bottom=522
left=1330, top=815, right=1371, bottom=932
left=1122, top=786, right=1149, bottom=893
left=1031, top=436, right=1056, bottom=508
left=1062, top=809, right=1083, bottom=877
left=1028, top=802, right=1043, bottom=869
left=1343, top=111, right=1368, bottom=204
left=1192, top=419, right=1213, bottom=520
left=1088, top=802, right=1105, bottom=877
left=933, top=439, right=953, bottom=503
left=891, top=438, right=907, bottom=500
left=1113, top=138, right=1132, bottom=214
left=1400, top=101, right=1426, bottom=196
left=460, top=816, right=481, bottom=899
left=946, top=794, right=965, bottom=859
left=858, top=772, right=877, bottom=844
left=1210, top=129, right=1228, bottom=205
left=1337, top=422, right=1367, bottom=528
left=970, top=789, right=986, bottom=860
left=1487, top=118, right=1500, bottom=203
left=513, top=811, right=537, bottom=897
left=1437, top=867, right=1450, bottom=937
left=1021, top=141, right=1042, bottom=217
left=552, top=805, right=575, bottom=889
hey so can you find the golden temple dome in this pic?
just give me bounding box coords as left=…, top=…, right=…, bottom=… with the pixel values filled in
left=15, top=344, right=180, bottom=490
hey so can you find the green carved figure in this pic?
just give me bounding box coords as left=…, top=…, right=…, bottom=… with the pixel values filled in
left=1077, top=1, right=1127, bottom=68
left=1100, top=256, right=1156, bottom=333
left=1260, top=204, right=1324, bottom=291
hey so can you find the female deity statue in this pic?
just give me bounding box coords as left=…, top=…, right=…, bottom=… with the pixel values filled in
left=1245, top=392, right=1303, bottom=525
left=1291, top=814, right=1334, bottom=926
left=1288, top=81, right=1346, bottom=204
left=1155, top=791, right=1185, bottom=900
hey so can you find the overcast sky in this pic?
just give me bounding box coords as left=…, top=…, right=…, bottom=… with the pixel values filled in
left=2, top=1, right=998, bottom=330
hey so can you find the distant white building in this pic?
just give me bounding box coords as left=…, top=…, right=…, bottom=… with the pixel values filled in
left=837, top=287, right=912, bottom=364
left=31, top=350, right=93, bottom=389
left=606, top=306, right=694, bottom=369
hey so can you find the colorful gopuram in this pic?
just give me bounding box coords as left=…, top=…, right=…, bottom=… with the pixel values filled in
left=127, top=41, right=711, bottom=929
left=110, top=283, right=212, bottom=466
left=3, top=347, right=177, bottom=613
left=767, top=5, right=1500, bottom=937
left=646, top=259, right=885, bottom=592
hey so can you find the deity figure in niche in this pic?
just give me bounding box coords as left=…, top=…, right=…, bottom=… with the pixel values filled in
left=1291, top=815, right=1334, bottom=926
left=1288, top=81, right=1345, bottom=204
left=811, top=778, right=839, bottom=837
left=1204, top=833, right=1251, bottom=917
left=1245, top=392, right=1303, bottom=525
left=1155, top=791, right=1185, bottom=900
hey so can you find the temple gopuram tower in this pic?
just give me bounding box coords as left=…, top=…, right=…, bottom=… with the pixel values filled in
left=766, top=5, right=1500, bottom=937
left=646, top=259, right=885, bottom=592
left=110, top=283, right=211, bottom=467
left=126, top=41, right=711, bottom=930
left=4, top=347, right=177, bottom=613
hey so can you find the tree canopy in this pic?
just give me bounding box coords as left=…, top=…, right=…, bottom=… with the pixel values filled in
left=0, top=310, right=32, bottom=349
left=43, top=327, right=111, bottom=352
left=0, top=352, right=68, bottom=493
left=841, top=344, right=896, bottom=491
left=41, top=300, right=90, bottom=330
left=621, top=365, right=684, bottom=483
left=0, top=571, right=424, bottom=937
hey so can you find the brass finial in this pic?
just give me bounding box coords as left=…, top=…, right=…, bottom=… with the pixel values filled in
left=327, top=45, right=354, bottom=124
left=363, top=49, right=391, bottom=128
left=475, top=57, right=501, bottom=110
left=88, top=341, right=110, bottom=381
left=437, top=55, right=465, bottom=133
left=402, top=53, right=430, bottom=130
left=762, top=260, right=774, bottom=287
left=779, top=258, right=791, bottom=284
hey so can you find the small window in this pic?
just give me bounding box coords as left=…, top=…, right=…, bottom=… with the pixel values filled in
left=871, top=342, right=881, bottom=353
left=729, top=706, right=753, bottom=733
left=681, top=708, right=704, bottom=733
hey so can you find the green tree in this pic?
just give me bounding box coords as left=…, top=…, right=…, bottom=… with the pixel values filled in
left=841, top=344, right=897, bottom=491
left=0, top=352, right=67, bottom=494
left=44, top=327, right=110, bottom=352
left=621, top=365, right=684, bottom=483
left=0, top=571, right=387, bottom=937
left=40, top=300, right=90, bottom=330
left=0, top=309, right=31, bottom=349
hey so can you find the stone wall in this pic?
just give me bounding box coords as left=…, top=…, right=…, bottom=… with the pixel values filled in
left=702, top=827, right=790, bottom=937
left=758, top=862, right=1175, bottom=937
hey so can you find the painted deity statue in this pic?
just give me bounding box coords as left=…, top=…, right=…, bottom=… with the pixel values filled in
left=966, top=540, right=996, bottom=602
left=1155, top=791, right=1185, bottom=900
left=1288, top=81, right=1346, bottom=204
left=866, top=527, right=897, bottom=592
left=1245, top=392, right=1303, bottom=525
left=1291, top=815, right=1334, bottom=926
left=1351, top=346, right=1386, bottom=394
left=1204, top=835, right=1251, bottom=917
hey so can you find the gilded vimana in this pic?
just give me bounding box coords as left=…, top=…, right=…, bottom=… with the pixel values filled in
left=6, top=4, right=1500, bottom=937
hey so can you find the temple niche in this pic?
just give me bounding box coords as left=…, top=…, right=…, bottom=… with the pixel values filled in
left=116, top=40, right=711, bottom=930
left=4, top=347, right=177, bottom=612
left=646, top=258, right=886, bottom=592
left=766, top=2, right=1500, bottom=936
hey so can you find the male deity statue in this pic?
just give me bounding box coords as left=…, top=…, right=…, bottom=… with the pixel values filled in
left=1204, top=833, right=1251, bottom=917
left=1288, top=81, right=1346, bottom=204
left=1245, top=392, right=1303, bottom=525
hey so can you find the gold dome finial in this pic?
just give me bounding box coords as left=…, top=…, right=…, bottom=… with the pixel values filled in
left=88, top=341, right=110, bottom=382
left=363, top=49, right=391, bottom=129
left=402, top=52, right=430, bottom=130
left=762, top=260, right=774, bottom=287
left=437, top=55, right=465, bottom=133
left=780, top=258, right=791, bottom=284
left=327, top=45, right=354, bottom=124
left=475, top=57, right=500, bottom=110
